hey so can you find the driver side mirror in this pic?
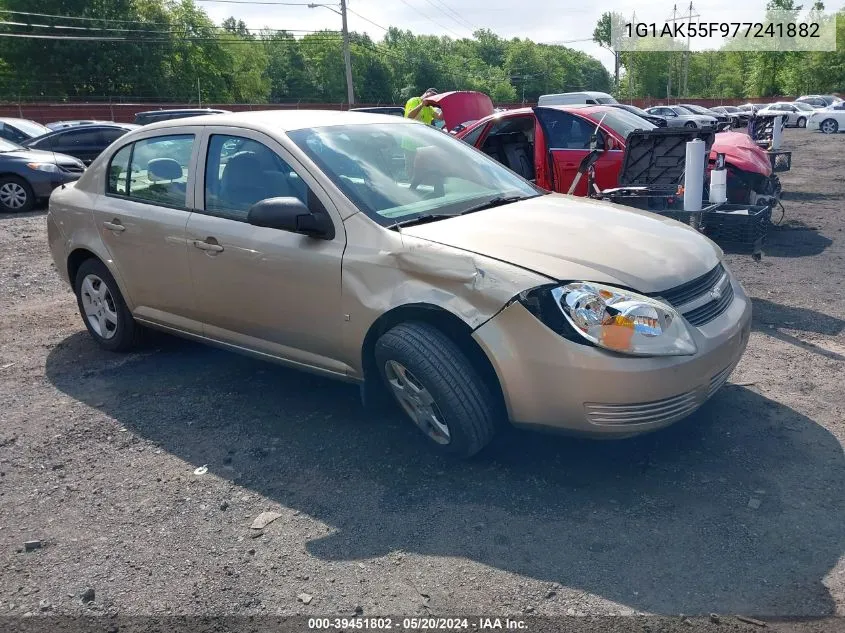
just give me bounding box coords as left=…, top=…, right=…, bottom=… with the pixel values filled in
left=605, top=136, right=619, bottom=151
left=247, top=197, right=334, bottom=239
left=589, top=133, right=601, bottom=152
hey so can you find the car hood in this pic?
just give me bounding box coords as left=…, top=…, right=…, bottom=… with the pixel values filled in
left=1, top=147, right=82, bottom=166
left=712, top=131, right=772, bottom=176
left=399, top=194, right=721, bottom=294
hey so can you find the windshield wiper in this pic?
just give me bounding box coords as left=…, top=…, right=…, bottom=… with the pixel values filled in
left=387, top=213, right=455, bottom=231
left=458, top=193, right=544, bottom=216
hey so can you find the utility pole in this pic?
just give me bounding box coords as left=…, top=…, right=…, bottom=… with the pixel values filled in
left=667, top=4, right=677, bottom=100
left=682, top=2, right=700, bottom=97
left=340, top=0, right=355, bottom=106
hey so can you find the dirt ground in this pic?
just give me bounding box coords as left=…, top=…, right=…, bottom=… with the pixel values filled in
left=0, top=128, right=843, bottom=630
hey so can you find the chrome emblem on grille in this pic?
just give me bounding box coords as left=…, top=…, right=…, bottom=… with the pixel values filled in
left=710, top=286, right=723, bottom=301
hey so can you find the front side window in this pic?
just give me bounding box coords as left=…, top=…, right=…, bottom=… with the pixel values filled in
left=288, top=122, right=540, bottom=226
left=535, top=110, right=605, bottom=150
left=204, top=134, right=310, bottom=221
left=106, top=134, right=194, bottom=206
left=460, top=122, right=486, bottom=147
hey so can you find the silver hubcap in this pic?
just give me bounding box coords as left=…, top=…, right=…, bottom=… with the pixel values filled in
left=384, top=360, right=451, bottom=445
left=822, top=121, right=836, bottom=133
left=80, top=274, right=119, bottom=340
left=0, top=182, right=27, bottom=209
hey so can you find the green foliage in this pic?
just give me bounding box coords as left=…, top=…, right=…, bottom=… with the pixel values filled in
left=0, top=0, right=611, bottom=104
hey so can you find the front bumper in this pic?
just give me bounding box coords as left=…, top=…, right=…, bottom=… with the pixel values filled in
left=472, top=273, right=753, bottom=437
left=806, top=118, right=821, bottom=131
left=30, top=171, right=80, bottom=200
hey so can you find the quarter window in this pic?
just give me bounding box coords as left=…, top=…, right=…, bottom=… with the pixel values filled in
left=204, top=134, right=310, bottom=221
left=107, top=144, right=132, bottom=195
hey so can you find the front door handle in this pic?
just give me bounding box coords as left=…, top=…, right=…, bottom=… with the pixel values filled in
left=193, top=239, right=224, bottom=253
left=103, top=220, right=125, bottom=232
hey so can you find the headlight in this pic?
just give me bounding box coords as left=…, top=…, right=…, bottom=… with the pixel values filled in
left=26, top=162, right=60, bottom=173
left=519, top=282, right=697, bottom=357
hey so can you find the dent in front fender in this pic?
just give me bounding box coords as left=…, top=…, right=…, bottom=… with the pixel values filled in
left=339, top=213, right=548, bottom=378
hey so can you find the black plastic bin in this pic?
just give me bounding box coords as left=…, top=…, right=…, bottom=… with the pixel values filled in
left=701, top=204, right=771, bottom=256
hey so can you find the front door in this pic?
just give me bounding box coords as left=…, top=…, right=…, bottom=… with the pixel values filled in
left=185, top=128, right=347, bottom=375
left=533, top=107, right=624, bottom=196
left=93, top=132, right=200, bottom=331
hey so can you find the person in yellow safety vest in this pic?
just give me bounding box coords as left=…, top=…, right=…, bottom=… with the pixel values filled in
left=402, top=88, right=444, bottom=181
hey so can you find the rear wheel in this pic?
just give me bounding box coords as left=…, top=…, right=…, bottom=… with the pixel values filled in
left=374, top=322, right=498, bottom=458
left=73, top=258, right=139, bottom=352
left=0, top=176, right=34, bottom=213
left=797, top=117, right=807, bottom=128
left=820, top=118, right=839, bottom=134
left=684, top=121, right=697, bottom=129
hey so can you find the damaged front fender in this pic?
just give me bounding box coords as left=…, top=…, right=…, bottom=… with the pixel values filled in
left=340, top=212, right=550, bottom=378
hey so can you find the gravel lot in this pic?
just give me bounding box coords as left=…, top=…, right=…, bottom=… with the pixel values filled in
left=0, top=128, right=843, bottom=628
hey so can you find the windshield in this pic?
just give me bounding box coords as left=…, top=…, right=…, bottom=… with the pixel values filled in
left=0, top=138, right=22, bottom=152
left=595, top=97, right=618, bottom=104
left=593, top=108, right=656, bottom=137
left=6, top=119, right=50, bottom=138
left=673, top=106, right=695, bottom=115
left=682, top=104, right=709, bottom=114
left=722, top=106, right=740, bottom=113
left=288, top=123, right=541, bottom=226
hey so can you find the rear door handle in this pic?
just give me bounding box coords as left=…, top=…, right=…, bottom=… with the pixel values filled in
left=103, top=220, right=125, bottom=232
left=193, top=239, right=224, bottom=253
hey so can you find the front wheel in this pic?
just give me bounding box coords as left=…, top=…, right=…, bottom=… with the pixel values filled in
left=74, top=258, right=139, bottom=352
left=797, top=117, right=807, bottom=128
left=684, top=121, right=697, bottom=129
left=0, top=176, right=34, bottom=213
left=820, top=118, right=839, bottom=134
left=374, top=322, right=499, bottom=458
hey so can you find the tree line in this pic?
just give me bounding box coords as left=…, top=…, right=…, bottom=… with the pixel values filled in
left=0, top=0, right=841, bottom=105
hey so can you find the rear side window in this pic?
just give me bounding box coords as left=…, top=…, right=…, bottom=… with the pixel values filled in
left=106, top=134, right=194, bottom=207
left=63, top=128, right=103, bottom=145
left=460, top=123, right=486, bottom=147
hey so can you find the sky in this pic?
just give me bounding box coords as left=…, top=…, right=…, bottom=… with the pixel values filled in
left=196, top=0, right=844, bottom=71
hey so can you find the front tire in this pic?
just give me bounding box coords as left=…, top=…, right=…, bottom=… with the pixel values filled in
left=797, top=117, right=806, bottom=128
left=374, top=322, right=498, bottom=458
left=684, top=121, right=697, bottom=129
left=820, top=118, right=839, bottom=134
left=0, top=176, right=34, bottom=213
left=73, top=259, right=139, bottom=352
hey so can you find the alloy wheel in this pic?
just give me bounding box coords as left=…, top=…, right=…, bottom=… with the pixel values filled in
left=384, top=360, right=451, bottom=445
left=821, top=119, right=838, bottom=134
left=80, top=274, right=119, bottom=340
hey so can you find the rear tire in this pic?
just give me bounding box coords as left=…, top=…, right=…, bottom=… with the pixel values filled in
left=0, top=176, right=34, bottom=213
left=374, top=322, right=499, bottom=458
left=797, top=117, right=807, bottom=128
left=820, top=118, right=839, bottom=134
left=73, top=258, right=139, bottom=352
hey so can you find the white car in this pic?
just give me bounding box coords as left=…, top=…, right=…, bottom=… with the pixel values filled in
left=807, top=105, right=845, bottom=134
left=756, top=102, right=810, bottom=128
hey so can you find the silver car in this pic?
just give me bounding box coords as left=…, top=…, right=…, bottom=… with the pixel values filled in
left=646, top=106, right=718, bottom=129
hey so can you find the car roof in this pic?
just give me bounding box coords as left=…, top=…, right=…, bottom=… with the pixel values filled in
left=41, top=123, right=137, bottom=134
left=138, top=109, right=417, bottom=133
left=135, top=108, right=230, bottom=115
left=0, top=117, right=46, bottom=125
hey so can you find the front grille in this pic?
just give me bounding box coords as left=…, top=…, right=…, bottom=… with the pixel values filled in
left=59, top=164, right=84, bottom=174
left=584, top=364, right=735, bottom=426
left=651, top=263, right=735, bottom=327
left=656, top=264, right=725, bottom=306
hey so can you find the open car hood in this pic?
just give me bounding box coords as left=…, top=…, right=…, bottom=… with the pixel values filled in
left=711, top=131, right=772, bottom=177
left=426, top=91, right=494, bottom=132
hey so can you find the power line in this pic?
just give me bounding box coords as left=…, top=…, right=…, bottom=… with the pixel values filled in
left=346, top=8, right=387, bottom=32
left=0, top=32, right=343, bottom=43
left=395, top=0, right=464, bottom=38
left=194, top=0, right=328, bottom=4
left=421, top=0, right=477, bottom=33
left=0, top=20, right=336, bottom=35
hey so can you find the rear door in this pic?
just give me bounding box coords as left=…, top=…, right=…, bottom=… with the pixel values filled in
left=94, top=132, right=199, bottom=331
left=533, top=107, right=623, bottom=196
